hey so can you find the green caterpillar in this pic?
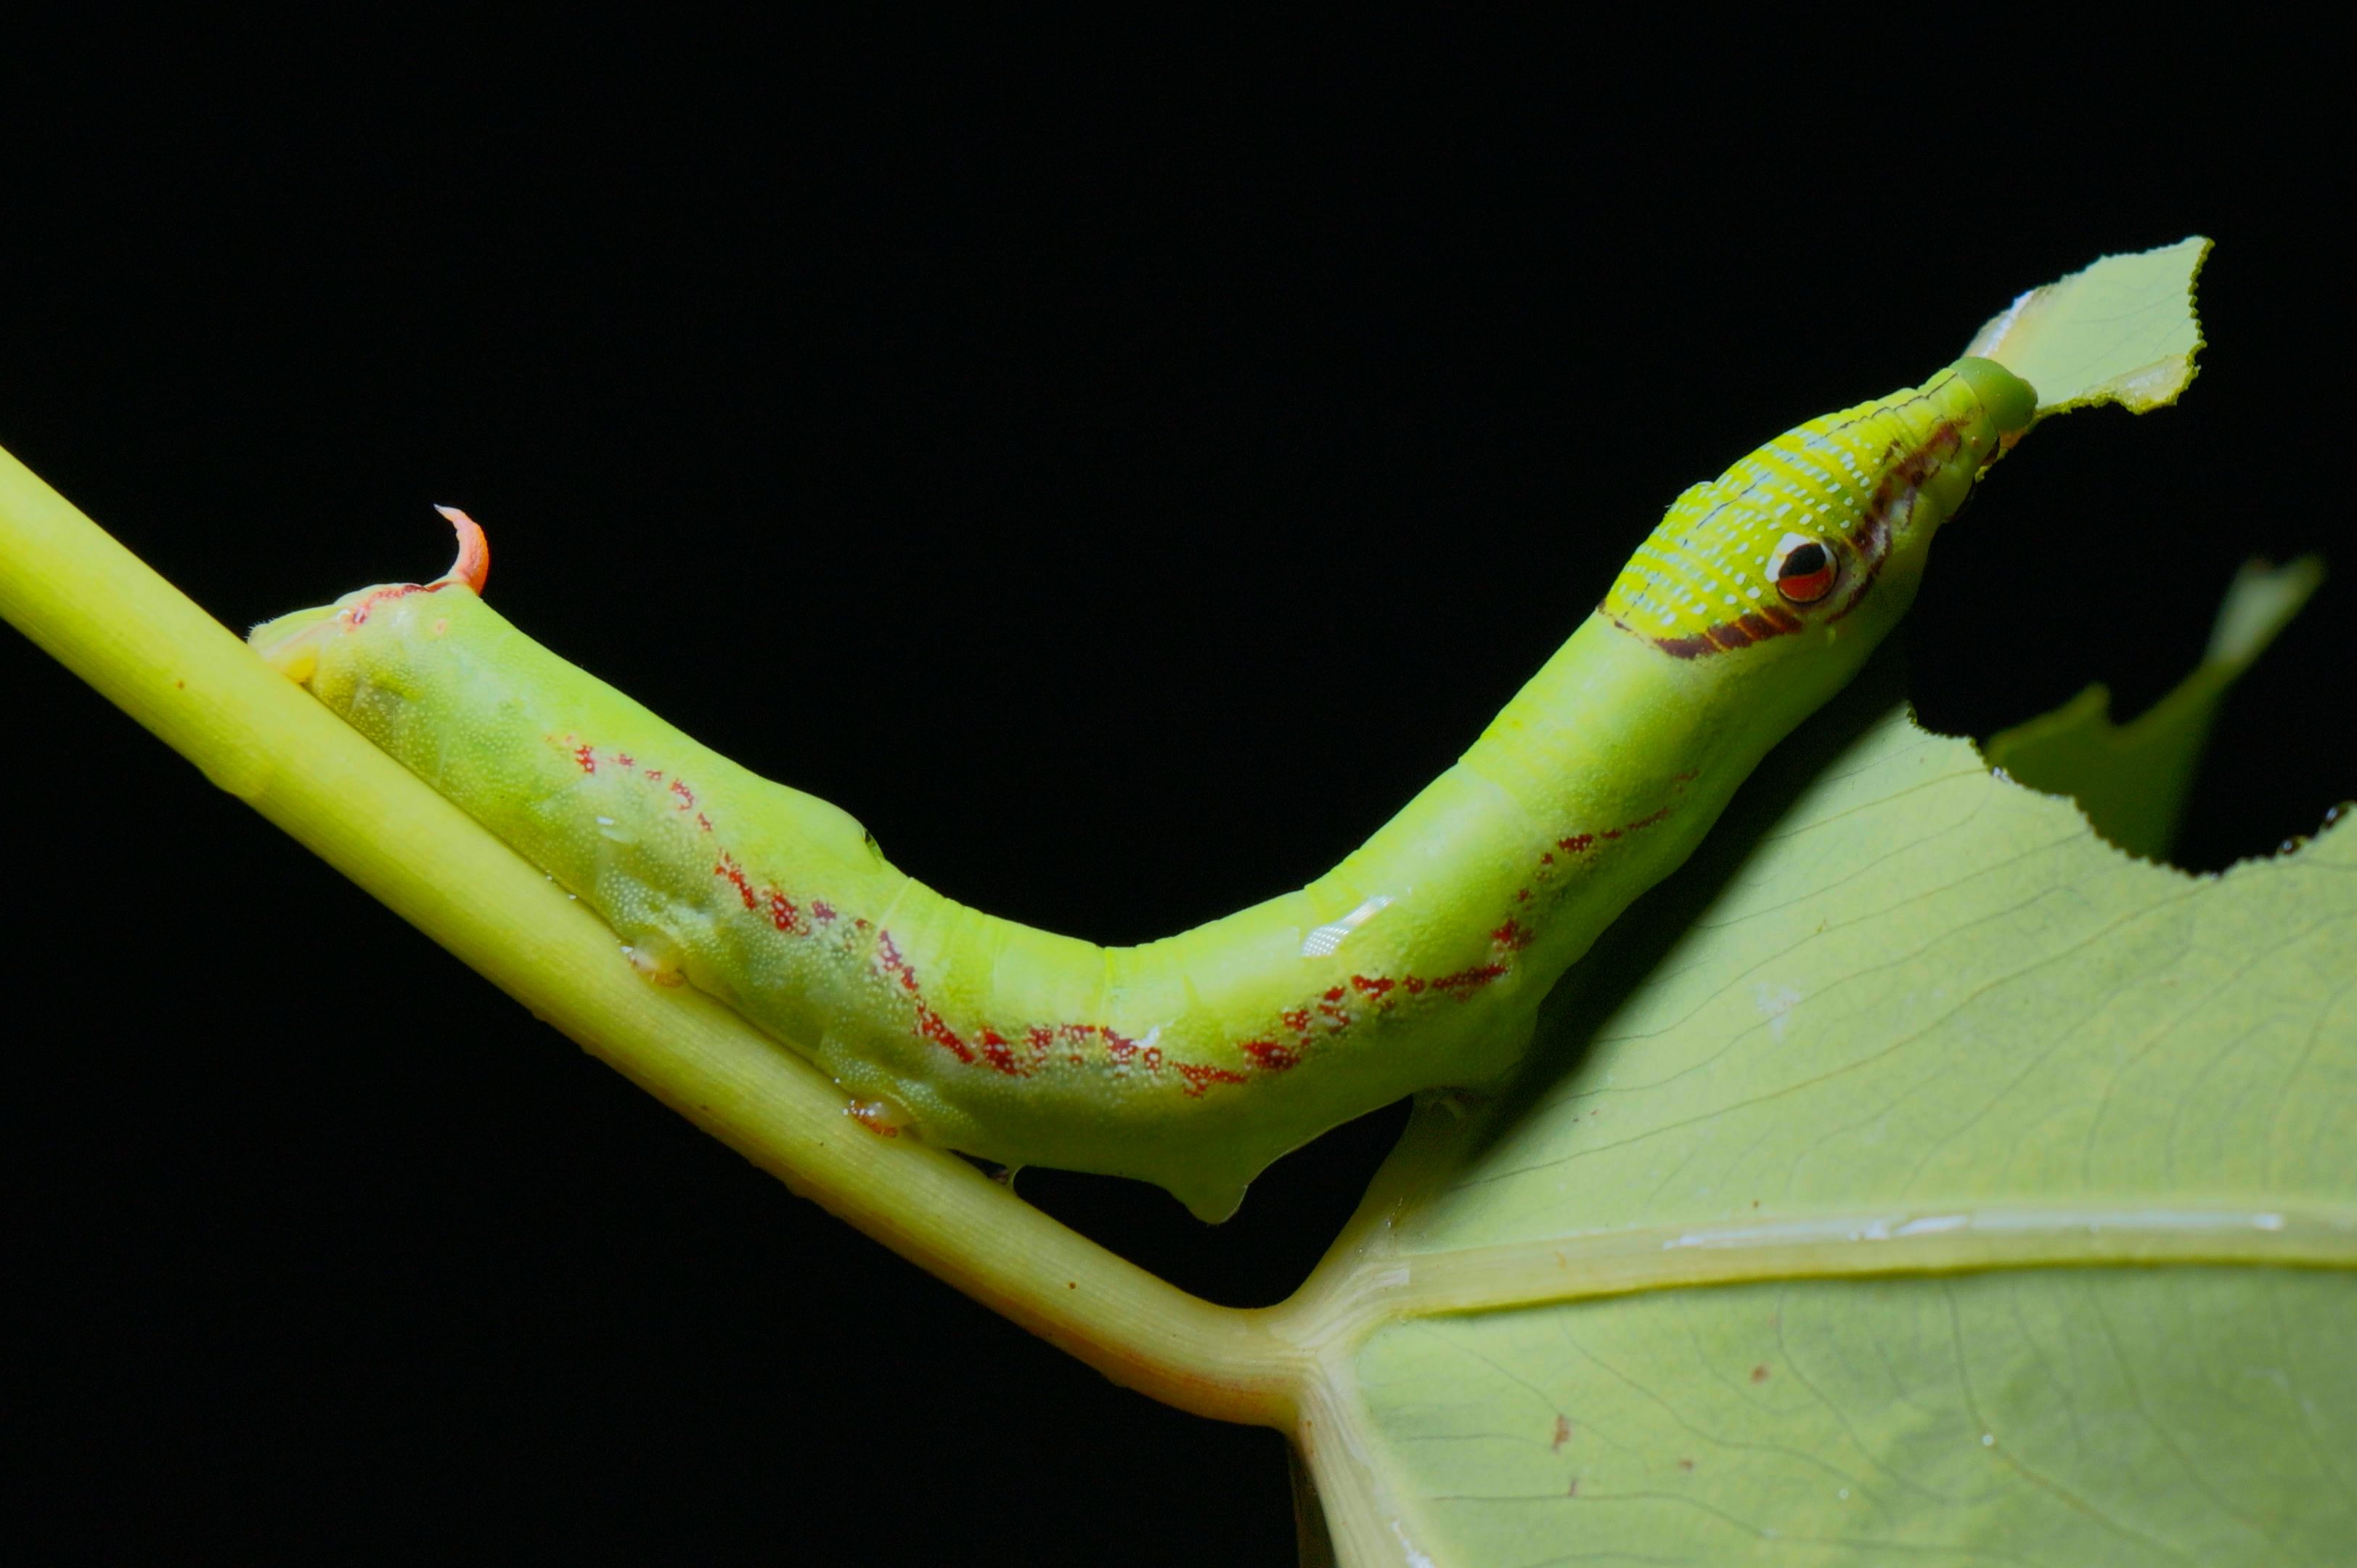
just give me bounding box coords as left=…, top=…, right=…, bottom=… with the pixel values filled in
left=251, top=356, right=2038, bottom=1220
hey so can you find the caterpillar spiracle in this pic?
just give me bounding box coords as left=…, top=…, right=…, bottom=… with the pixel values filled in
left=250, top=356, right=2039, bottom=1220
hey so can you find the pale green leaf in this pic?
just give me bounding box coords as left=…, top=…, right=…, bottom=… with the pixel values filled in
left=1964, top=237, right=2210, bottom=417
left=1357, top=1268, right=2355, bottom=1565
left=1982, top=556, right=2324, bottom=860
left=1287, top=673, right=2356, bottom=1564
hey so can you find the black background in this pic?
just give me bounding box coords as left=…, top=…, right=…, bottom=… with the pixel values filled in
left=7, top=21, right=2347, bottom=1564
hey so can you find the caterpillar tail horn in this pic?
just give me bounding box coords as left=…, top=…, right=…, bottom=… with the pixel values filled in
left=249, top=506, right=491, bottom=682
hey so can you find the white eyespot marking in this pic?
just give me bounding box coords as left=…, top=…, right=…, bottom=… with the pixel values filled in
left=1302, top=894, right=1395, bottom=957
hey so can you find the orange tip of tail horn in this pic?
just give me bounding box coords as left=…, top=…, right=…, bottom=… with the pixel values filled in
left=433, top=505, right=491, bottom=594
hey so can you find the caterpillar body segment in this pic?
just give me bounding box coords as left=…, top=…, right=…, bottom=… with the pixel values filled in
left=253, top=359, right=2034, bottom=1220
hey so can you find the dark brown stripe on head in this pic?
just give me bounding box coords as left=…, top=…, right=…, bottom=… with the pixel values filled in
left=1654, top=601, right=1806, bottom=658
left=1827, top=419, right=1963, bottom=624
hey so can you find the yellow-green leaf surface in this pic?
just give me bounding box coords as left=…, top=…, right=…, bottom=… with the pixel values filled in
left=1280, top=669, right=2356, bottom=1564
left=1964, top=236, right=2210, bottom=416
left=1984, top=557, right=2326, bottom=859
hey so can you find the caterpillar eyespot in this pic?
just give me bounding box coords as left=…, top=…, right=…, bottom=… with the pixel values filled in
left=251, top=354, right=2059, bottom=1221
left=1768, top=533, right=1839, bottom=604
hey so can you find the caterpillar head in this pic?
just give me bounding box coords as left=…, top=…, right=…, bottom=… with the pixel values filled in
left=1601, top=356, right=2036, bottom=678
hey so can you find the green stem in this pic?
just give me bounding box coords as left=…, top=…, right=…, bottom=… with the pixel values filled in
left=0, top=441, right=1300, bottom=1426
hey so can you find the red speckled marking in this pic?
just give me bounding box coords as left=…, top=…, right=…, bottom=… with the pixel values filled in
left=1426, top=963, right=1509, bottom=995
left=585, top=733, right=1697, bottom=1103
left=1241, top=1040, right=1300, bottom=1071
left=877, top=932, right=920, bottom=992
left=914, top=1002, right=971, bottom=1062
left=715, top=851, right=757, bottom=910
left=1598, top=805, right=1671, bottom=843
left=342, top=576, right=465, bottom=629
left=860, top=930, right=970, bottom=1063
left=978, top=1027, right=1042, bottom=1077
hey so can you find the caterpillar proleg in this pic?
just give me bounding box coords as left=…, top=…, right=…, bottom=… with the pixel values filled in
left=252, top=356, right=2038, bottom=1220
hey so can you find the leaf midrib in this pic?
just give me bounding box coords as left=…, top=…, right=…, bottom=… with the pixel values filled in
left=1283, top=1200, right=2357, bottom=1350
